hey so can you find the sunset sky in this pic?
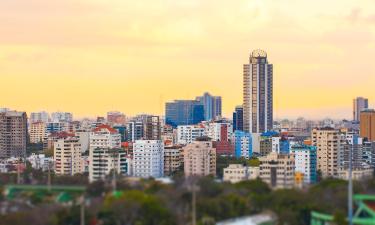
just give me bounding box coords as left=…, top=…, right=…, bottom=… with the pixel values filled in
left=1, top=0, right=375, bottom=120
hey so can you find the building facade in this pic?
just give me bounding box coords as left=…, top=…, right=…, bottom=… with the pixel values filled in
left=233, top=105, right=244, bottom=131
left=133, top=140, right=164, bottom=178
left=164, top=146, right=183, bottom=176
left=196, top=92, right=222, bottom=121
left=54, top=137, right=83, bottom=175
left=29, top=122, right=46, bottom=144
left=177, top=125, right=205, bottom=144
left=360, top=109, right=375, bottom=141
left=353, top=97, right=368, bottom=122
left=183, top=138, right=216, bottom=177
left=290, top=144, right=317, bottom=184
left=0, top=111, right=28, bottom=158
left=223, top=164, right=260, bottom=183
left=234, top=131, right=252, bottom=159
left=165, top=100, right=204, bottom=127
left=243, top=49, right=273, bottom=133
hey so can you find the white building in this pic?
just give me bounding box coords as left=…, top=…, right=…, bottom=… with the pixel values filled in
left=27, top=153, right=53, bottom=171
left=90, top=125, right=121, bottom=150
left=133, top=140, right=164, bottom=178
left=290, top=145, right=317, bottom=184
left=51, top=112, right=73, bottom=123
left=177, top=125, right=205, bottom=144
left=89, top=148, right=131, bottom=182
left=54, top=137, right=83, bottom=175
left=203, top=121, right=233, bottom=142
left=75, top=130, right=90, bottom=153
left=223, top=164, right=259, bottom=183
left=30, top=111, right=49, bottom=123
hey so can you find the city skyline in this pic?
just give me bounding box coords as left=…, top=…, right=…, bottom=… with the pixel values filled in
left=1, top=0, right=375, bottom=119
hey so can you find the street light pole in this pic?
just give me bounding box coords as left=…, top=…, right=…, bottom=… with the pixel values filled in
left=348, top=142, right=353, bottom=225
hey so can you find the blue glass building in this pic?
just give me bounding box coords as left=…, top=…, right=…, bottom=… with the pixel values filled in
left=196, top=92, right=222, bottom=121
left=165, top=100, right=205, bottom=127
left=234, top=130, right=252, bottom=159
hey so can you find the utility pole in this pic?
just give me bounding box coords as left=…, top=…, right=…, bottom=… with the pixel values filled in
left=188, top=182, right=200, bottom=225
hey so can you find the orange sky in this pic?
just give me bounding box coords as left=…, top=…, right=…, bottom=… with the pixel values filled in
left=1, top=0, right=375, bottom=119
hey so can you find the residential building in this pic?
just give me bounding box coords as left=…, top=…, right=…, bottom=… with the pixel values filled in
left=29, top=122, right=46, bottom=144
left=223, top=164, right=260, bottom=183
left=133, top=140, right=164, bottom=178
left=290, top=144, right=317, bottom=184
left=54, top=137, right=82, bottom=175
left=0, top=111, right=28, bottom=158
left=51, top=112, right=73, bottom=123
left=90, top=124, right=121, bottom=150
left=360, top=109, right=375, bottom=141
left=89, top=148, right=131, bottom=182
left=126, top=121, right=144, bottom=142
left=107, top=111, right=126, bottom=125
left=177, top=125, right=205, bottom=144
left=312, top=128, right=344, bottom=178
left=203, top=121, right=233, bottom=142
left=233, top=131, right=252, bottom=159
left=243, top=49, right=273, bottom=133
left=233, top=105, right=244, bottom=131
left=183, top=138, right=216, bottom=177
left=144, top=115, right=161, bottom=140
left=165, top=100, right=204, bottom=127
left=353, top=97, right=368, bottom=122
left=27, top=153, right=53, bottom=172
left=164, top=146, right=183, bottom=176
left=196, top=92, right=222, bottom=121
left=29, top=111, right=49, bottom=123
left=44, top=131, right=75, bottom=151
left=259, top=152, right=295, bottom=189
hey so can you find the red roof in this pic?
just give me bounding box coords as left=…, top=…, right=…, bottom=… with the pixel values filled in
left=93, top=124, right=118, bottom=134
left=49, top=131, right=75, bottom=139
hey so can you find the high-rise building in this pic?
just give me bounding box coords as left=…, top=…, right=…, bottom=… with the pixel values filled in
left=233, top=131, right=252, bottom=159
left=360, top=109, right=375, bottom=141
left=311, top=128, right=344, bottom=178
left=29, top=122, right=46, bottom=143
left=144, top=115, right=161, bottom=140
left=133, top=140, right=164, bottom=178
left=54, top=137, right=83, bottom=175
left=183, top=138, right=216, bottom=177
left=290, top=144, right=317, bottom=184
left=51, top=112, right=73, bottom=123
left=353, top=97, right=369, bottom=122
left=233, top=105, right=243, bottom=131
left=243, top=49, right=273, bottom=133
left=107, top=111, right=126, bottom=125
left=89, top=148, right=131, bottom=182
left=0, top=111, right=28, bottom=158
left=165, top=100, right=204, bottom=127
left=196, top=92, right=222, bottom=121
left=30, top=111, right=49, bottom=123
left=126, top=121, right=144, bottom=142
left=164, top=145, right=183, bottom=176
left=259, top=152, right=295, bottom=189
left=177, top=125, right=205, bottom=145
left=90, top=124, right=122, bottom=150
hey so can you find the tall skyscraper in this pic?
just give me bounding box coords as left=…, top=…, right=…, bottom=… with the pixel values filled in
left=360, top=109, right=375, bottom=141
left=233, top=105, right=243, bottom=131
left=353, top=97, right=369, bottom=122
left=243, top=49, right=273, bottom=133
left=165, top=100, right=204, bottom=127
left=196, top=92, right=222, bottom=121
left=0, top=111, right=28, bottom=158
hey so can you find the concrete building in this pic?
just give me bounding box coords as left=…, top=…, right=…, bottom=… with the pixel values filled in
left=338, top=164, right=373, bottom=180
left=89, top=148, right=131, bottom=182
left=290, top=144, right=317, bottom=184
left=196, top=92, right=222, bottom=121
left=29, top=111, right=49, bottom=123
left=144, top=115, right=161, bottom=140
left=223, top=164, right=260, bottom=183
left=126, top=121, right=144, bottom=142
left=54, top=137, right=83, bottom=175
left=75, top=130, right=90, bottom=153
left=29, top=122, right=46, bottom=144
left=353, top=97, right=368, bottom=122
left=164, top=146, right=183, bottom=176
left=51, top=112, right=73, bottom=123
left=27, top=153, right=53, bottom=172
left=90, top=124, right=122, bottom=150
left=312, top=128, right=344, bottom=178
left=0, top=111, right=28, bottom=158
left=243, top=49, right=273, bottom=133
left=133, top=140, right=164, bottom=178
left=107, top=111, right=126, bottom=125
left=177, top=125, right=205, bottom=144
left=183, top=138, right=216, bottom=177
left=259, top=152, right=295, bottom=189
left=203, top=121, right=233, bottom=142
left=360, top=109, right=375, bottom=141
left=234, top=131, right=252, bottom=159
